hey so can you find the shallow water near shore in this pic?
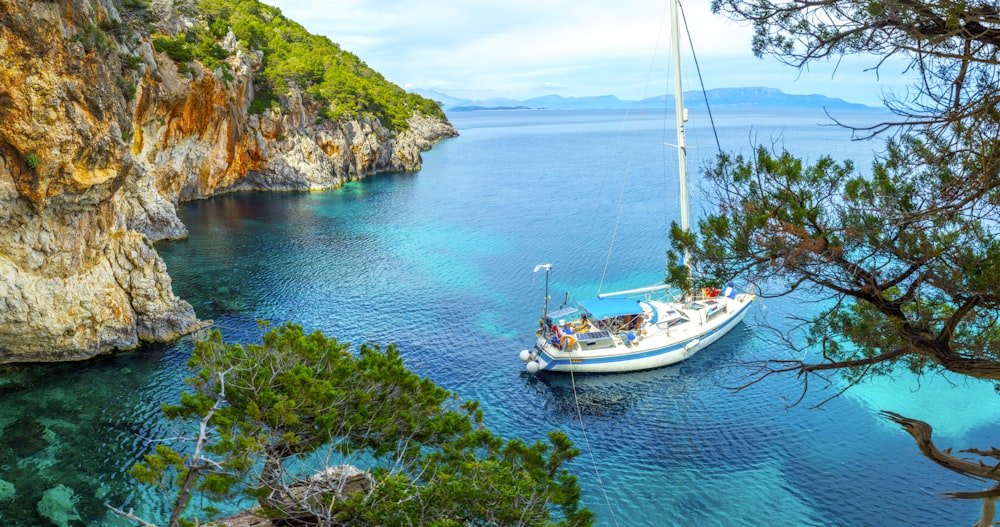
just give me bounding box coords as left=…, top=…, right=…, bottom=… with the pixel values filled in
left=0, top=107, right=995, bottom=526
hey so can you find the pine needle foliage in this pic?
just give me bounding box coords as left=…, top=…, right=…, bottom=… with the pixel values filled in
left=672, top=2, right=1000, bottom=520
left=130, top=323, right=593, bottom=527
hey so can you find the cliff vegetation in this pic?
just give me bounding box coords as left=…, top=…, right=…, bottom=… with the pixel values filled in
left=0, top=0, right=457, bottom=363
left=156, top=0, right=445, bottom=130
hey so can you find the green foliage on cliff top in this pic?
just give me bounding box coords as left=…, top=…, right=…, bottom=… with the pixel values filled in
left=192, top=0, right=444, bottom=131
left=152, top=34, right=195, bottom=62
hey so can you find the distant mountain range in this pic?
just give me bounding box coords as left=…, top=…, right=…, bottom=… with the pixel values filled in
left=414, top=87, right=874, bottom=112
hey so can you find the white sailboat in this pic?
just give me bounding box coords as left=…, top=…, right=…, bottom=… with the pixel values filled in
left=519, top=0, right=754, bottom=374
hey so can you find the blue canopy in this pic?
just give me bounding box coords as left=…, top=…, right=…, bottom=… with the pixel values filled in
left=579, top=297, right=644, bottom=319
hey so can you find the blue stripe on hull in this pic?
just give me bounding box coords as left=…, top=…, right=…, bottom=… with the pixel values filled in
left=536, top=299, right=752, bottom=373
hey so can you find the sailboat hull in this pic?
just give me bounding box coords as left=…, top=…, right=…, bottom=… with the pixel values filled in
left=527, top=294, right=753, bottom=373
left=520, top=0, right=752, bottom=375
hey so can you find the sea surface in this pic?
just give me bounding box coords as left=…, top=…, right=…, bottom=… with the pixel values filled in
left=1, top=106, right=996, bottom=526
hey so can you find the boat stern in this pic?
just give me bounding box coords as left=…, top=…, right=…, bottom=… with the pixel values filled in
left=519, top=336, right=556, bottom=373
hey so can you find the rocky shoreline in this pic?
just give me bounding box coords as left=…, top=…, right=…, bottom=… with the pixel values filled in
left=0, top=0, right=457, bottom=363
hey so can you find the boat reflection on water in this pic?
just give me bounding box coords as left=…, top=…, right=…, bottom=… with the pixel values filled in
left=520, top=366, right=702, bottom=419
left=521, top=366, right=722, bottom=418
left=519, top=329, right=747, bottom=420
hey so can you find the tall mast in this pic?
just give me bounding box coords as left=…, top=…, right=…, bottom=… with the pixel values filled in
left=669, top=0, right=691, bottom=279
left=534, top=263, right=552, bottom=324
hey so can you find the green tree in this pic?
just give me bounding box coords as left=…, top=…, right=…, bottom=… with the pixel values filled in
left=120, top=323, right=593, bottom=527
left=192, top=0, right=444, bottom=131
left=145, top=0, right=444, bottom=130
left=671, top=1, right=1000, bottom=523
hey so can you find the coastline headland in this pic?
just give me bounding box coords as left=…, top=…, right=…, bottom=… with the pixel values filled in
left=0, top=0, right=456, bottom=363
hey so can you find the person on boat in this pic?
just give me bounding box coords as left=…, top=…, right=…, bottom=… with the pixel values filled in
left=549, top=323, right=562, bottom=347
left=556, top=322, right=576, bottom=349
left=572, top=313, right=590, bottom=333
left=631, top=313, right=647, bottom=337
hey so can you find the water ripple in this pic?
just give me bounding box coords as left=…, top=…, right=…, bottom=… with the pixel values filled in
left=0, top=109, right=992, bottom=525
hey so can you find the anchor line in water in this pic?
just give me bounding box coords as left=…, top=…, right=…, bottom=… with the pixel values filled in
left=568, top=367, right=622, bottom=527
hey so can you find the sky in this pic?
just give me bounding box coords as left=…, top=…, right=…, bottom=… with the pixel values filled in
left=263, top=0, right=915, bottom=107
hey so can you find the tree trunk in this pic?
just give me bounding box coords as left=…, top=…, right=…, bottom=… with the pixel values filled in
left=974, top=495, right=996, bottom=527
left=882, top=411, right=1000, bottom=527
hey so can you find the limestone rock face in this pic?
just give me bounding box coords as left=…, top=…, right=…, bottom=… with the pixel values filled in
left=0, top=0, right=457, bottom=363
left=0, top=0, right=201, bottom=362
left=132, top=48, right=457, bottom=199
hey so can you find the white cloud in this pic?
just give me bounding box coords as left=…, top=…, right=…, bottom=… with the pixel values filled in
left=263, top=0, right=912, bottom=106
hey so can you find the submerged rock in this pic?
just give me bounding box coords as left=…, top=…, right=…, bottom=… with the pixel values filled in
left=3, top=416, right=49, bottom=458
left=37, top=484, right=82, bottom=527
left=0, top=478, right=15, bottom=506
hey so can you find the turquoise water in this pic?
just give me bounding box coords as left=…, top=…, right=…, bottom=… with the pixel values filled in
left=1, top=107, right=994, bottom=525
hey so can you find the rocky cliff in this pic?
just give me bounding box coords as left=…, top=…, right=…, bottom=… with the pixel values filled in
left=0, top=0, right=457, bottom=363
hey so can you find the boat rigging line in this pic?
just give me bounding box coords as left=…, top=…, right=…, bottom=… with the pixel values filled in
left=679, top=1, right=724, bottom=157
left=568, top=368, right=622, bottom=527
left=597, top=0, right=724, bottom=296
left=597, top=0, right=671, bottom=295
